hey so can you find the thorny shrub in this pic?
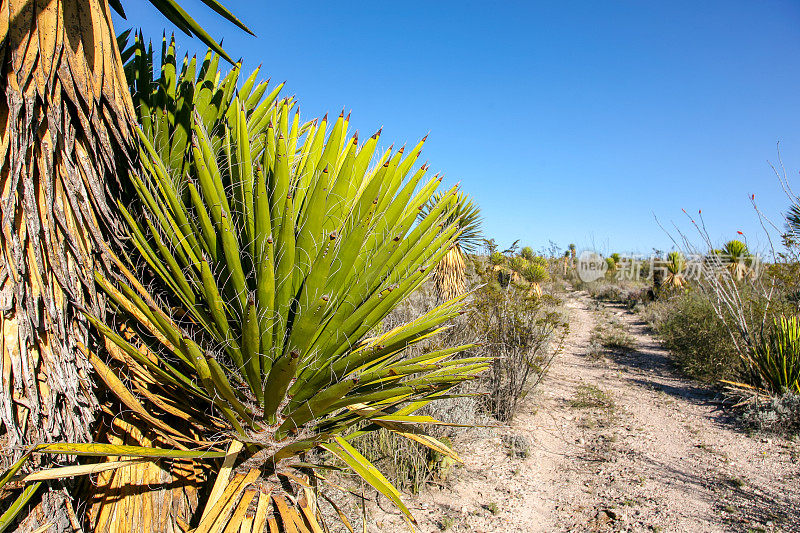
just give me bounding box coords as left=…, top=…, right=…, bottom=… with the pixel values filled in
left=470, top=276, right=567, bottom=423
left=351, top=255, right=567, bottom=491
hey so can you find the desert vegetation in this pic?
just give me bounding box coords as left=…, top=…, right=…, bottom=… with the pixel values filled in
left=1, top=2, right=799, bottom=533
left=0, top=4, right=492, bottom=531
left=581, top=222, right=800, bottom=435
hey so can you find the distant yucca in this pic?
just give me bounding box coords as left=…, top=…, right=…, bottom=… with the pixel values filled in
left=520, top=246, right=534, bottom=261
left=522, top=263, right=549, bottom=297
left=489, top=251, right=505, bottom=266
left=664, top=251, right=687, bottom=289
left=422, top=192, right=482, bottom=301
left=531, top=255, right=548, bottom=267
left=722, top=239, right=753, bottom=281
left=605, top=256, right=617, bottom=276
left=509, top=255, right=528, bottom=274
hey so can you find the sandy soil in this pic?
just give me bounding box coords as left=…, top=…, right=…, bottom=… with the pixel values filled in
left=367, top=290, right=800, bottom=532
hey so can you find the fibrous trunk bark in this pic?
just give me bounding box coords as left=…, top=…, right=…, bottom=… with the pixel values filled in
left=433, top=245, right=466, bottom=303
left=0, top=0, right=135, bottom=527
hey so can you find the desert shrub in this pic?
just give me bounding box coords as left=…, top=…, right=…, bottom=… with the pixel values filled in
left=471, top=284, right=566, bottom=422
left=583, top=280, right=651, bottom=307
left=741, top=393, right=800, bottom=435
left=587, top=281, right=625, bottom=301
left=501, top=434, right=530, bottom=458
left=641, top=290, right=741, bottom=382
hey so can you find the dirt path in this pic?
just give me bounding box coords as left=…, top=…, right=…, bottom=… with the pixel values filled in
left=368, top=290, right=800, bottom=532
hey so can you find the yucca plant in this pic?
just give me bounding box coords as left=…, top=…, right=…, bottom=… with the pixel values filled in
left=420, top=192, right=482, bottom=302
left=562, top=250, right=571, bottom=276
left=73, top=44, right=488, bottom=531
left=0, top=442, right=232, bottom=533
left=722, top=239, right=753, bottom=281
left=664, top=251, right=688, bottom=289
left=731, top=316, right=800, bottom=395
left=522, top=263, right=549, bottom=297
left=605, top=256, right=618, bottom=279
left=520, top=246, right=535, bottom=261
left=509, top=256, right=528, bottom=274
left=489, top=251, right=505, bottom=267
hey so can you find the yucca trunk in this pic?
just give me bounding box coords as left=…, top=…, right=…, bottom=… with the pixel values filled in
left=0, top=0, right=135, bottom=526
left=528, top=282, right=542, bottom=298
left=663, top=272, right=686, bottom=289
left=433, top=244, right=466, bottom=301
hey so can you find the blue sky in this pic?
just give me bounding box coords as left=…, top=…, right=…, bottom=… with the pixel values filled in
left=116, top=1, right=800, bottom=255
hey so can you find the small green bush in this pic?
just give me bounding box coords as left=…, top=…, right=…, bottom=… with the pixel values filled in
left=471, top=277, right=565, bottom=422
left=641, top=290, right=741, bottom=382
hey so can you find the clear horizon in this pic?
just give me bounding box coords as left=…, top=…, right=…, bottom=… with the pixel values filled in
left=116, top=0, right=800, bottom=256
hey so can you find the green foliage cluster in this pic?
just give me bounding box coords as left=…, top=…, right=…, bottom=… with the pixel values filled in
left=488, top=248, right=551, bottom=294
left=522, top=263, right=548, bottom=284
left=471, top=272, right=565, bottom=422
left=509, top=256, right=528, bottom=273
left=641, top=290, right=741, bottom=382
left=520, top=246, right=535, bottom=261
left=747, top=316, right=800, bottom=394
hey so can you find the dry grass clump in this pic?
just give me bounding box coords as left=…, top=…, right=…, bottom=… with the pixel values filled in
left=587, top=315, right=636, bottom=360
